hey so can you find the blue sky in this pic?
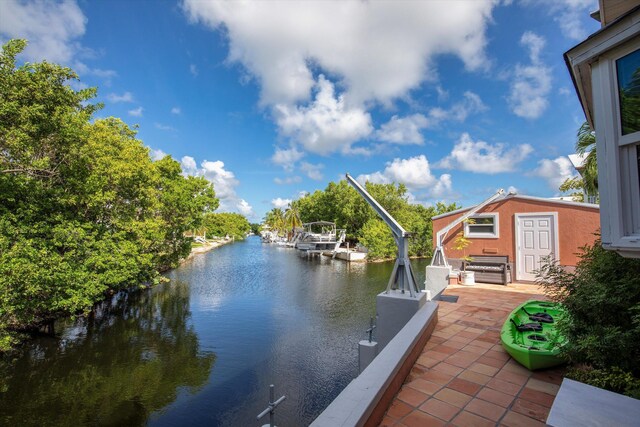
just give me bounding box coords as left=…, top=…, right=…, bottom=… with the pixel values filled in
left=0, top=0, right=600, bottom=220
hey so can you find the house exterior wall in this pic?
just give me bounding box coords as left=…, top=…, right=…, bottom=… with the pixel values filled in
left=432, top=198, right=600, bottom=268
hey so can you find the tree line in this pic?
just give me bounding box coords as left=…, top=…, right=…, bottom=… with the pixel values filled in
left=263, top=180, right=460, bottom=260
left=0, top=40, right=242, bottom=351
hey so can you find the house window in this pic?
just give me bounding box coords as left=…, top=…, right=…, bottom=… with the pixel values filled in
left=464, top=213, right=499, bottom=238
left=616, top=48, right=640, bottom=136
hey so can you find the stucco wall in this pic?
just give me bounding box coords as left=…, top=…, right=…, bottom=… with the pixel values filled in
left=432, top=197, right=600, bottom=268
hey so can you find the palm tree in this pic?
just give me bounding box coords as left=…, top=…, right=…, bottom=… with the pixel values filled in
left=576, top=121, right=598, bottom=196
left=264, top=208, right=285, bottom=236
left=284, top=205, right=302, bottom=239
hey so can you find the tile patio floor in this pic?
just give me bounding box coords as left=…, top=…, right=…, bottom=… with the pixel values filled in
left=380, top=283, right=565, bottom=427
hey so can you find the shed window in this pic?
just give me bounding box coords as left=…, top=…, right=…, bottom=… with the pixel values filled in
left=465, top=213, right=499, bottom=238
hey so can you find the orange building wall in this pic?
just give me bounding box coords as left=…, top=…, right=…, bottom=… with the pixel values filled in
left=432, top=198, right=600, bottom=267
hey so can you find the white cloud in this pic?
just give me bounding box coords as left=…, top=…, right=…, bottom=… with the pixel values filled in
left=274, top=76, right=373, bottom=155
left=299, top=162, right=324, bottom=181
left=274, top=176, right=302, bottom=185
left=171, top=107, right=181, bottom=115
left=508, top=32, right=552, bottom=120
left=128, top=107, right=143, bottom=117
left=532, top=156, right=576, bottom=190
left=524, top=0, right=598, bottom=41
left=357, top=155, right=453, bottom=199
left=271, top=198, right=292, bottom=209
left=107, top=92, right=134, bottom=103
left=376, top=114, right=429, bottom=145
left=182, top=159, right=254, bottom=217
left=190, top=64, right=198, bottom=76
left=507, top=185, right=519, bottom=194
left=436, top=133, right=533, bottom=174
left=272, top=147, right=305, bottom=170
left=183, top=1, right=497, bottom=158
left=180, top=156, right=197, bottom=174
left=183, top=1, right=495, bottom=107
left=149, top=148, right=167, bottom=161
left=154, top=122, right=177, bottom=132
left=0, top=0, right=86, bottom=63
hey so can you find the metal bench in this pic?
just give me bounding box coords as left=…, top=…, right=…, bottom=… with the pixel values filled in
left=462, top=255, right=511, bottom=284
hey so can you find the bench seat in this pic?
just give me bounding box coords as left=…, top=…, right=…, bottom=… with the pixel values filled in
left=462, top=255, right=511, bottom=285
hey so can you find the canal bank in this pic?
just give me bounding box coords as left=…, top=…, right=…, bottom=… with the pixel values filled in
left=0, top=236, right=432, bottom=426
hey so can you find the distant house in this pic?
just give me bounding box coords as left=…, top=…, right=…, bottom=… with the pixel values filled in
left=565, top=0, right=640, bottom=258
left=432, top=194, right=600, bottom=282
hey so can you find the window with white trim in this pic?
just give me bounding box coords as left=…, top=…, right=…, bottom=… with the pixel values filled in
left=464, top=213, right=499, bottom=238
left=594, top=41, right=640, bottom=256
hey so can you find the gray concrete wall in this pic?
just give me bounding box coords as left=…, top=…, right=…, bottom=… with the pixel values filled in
left=310, top=301, right=438, bottom=427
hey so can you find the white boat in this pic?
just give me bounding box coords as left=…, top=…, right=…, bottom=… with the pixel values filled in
left=295, top=221, right=345, bottom=252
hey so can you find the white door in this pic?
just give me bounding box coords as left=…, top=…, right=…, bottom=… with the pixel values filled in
left=516, top=213, right=559, bottom=281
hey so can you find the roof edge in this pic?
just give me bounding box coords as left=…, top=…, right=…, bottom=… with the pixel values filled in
left=431, top=194, right=599, bottom=220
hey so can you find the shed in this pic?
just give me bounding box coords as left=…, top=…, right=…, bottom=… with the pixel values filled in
left=432, top=194, right=600, bottom=282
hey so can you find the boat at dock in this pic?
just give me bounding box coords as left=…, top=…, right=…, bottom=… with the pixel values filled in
left=295, top=221, right=345, bottom=252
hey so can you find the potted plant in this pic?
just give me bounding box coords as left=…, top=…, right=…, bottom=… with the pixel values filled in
left=453, top=219, right=475, bottom=285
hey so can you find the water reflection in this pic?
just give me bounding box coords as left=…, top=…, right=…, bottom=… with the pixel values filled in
left=0, top=281, right=215, bottom=426
left=0, top=237, right=429, bottom=426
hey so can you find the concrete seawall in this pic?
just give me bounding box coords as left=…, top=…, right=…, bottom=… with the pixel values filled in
left=311, top=301, right=438, bottom=427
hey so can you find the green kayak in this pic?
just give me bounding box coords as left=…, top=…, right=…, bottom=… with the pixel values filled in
left=500, top=300, right=566, bottom=370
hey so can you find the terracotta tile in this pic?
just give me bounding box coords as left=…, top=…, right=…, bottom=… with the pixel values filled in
left=427, top=351, right=451, bottom=362
left=431, top=362, right=464, bottom=376
left=495, top=369, right=529, bottom=386
left=419, top=398, right=460, bottom=421
left=500, top=410, right=546, bottom=427
left=397, top=386, right=429, bottom=407
left=449, top=334, right=474, bottom=344
left=458, top=370, right=492, bottom=385
left=531, top=368, right=565, bottom=385
left=387, top=399, right=413, bottom=420
left=458, top=330, right=482, bottom=339
left=428, top=335, right=447, bottom=344
left=485, top=349, right=510, bottom=361
left=432, top=344, right=459, bottom=354
left=416, top=355, right=440, bottom=368
left=399, top=410, right=446, bottom=427
left=524, top=378, right=560, bottom=396
left=512, top=398, right=550, bottom=422
left=476, top=387, right=515, bottom=408
left=503, top=360, right=535, bottom=377
left=517, top=387, right=555, bottom=407
left=469, top=362, right=500, bottom=376
left=448, top=377, right=482, bottom=396
left=406, top=378, right=443, bottom=396
left=470, top=339, right=495, bottom=349
left=451, top=410, right=496, bottom=427
left=421, top=370, right=454, bottom=386
left=447, top=353, right=479, bottom=368
left=486, top=377, right=523, bottom=396
left=463, top=344, right=490, bottom=355
left=380, top=415, right=398, bottom=426
left=466, top=397, right=506, bottom=422
left=443, top=339, right=468, bottom=349
left=433, top=387, right=473, bottom=408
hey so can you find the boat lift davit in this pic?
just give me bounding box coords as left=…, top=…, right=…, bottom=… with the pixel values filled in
left=345, top=173, right=420, bottom=298
left=430, top=188, right=505, bottom=267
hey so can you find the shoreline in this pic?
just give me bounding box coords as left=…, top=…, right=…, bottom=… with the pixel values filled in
left=182, top=237, right=234, bottom=263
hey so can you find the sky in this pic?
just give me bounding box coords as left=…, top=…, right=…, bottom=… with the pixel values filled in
left=0, top=0, right=601, bottom=221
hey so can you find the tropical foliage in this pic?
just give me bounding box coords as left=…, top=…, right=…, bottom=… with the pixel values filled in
left=560, top=121, right=598, bottom=201
left=0, top=40, right=218, bottom=351
left=537, top=240, right=640, bottom=398
left=202, top=212, right=251, bottom=239
left=263, top=179, right=459, bottom=260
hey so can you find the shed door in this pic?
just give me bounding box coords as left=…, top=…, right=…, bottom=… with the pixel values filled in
left=516, top=214, right=558, bottom=281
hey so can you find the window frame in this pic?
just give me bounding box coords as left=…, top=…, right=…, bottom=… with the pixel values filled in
left=592, top=39, right=640, bottom=256
left=464, top=213, right=500, bottom=239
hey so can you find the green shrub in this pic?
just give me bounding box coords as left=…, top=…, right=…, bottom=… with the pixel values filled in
left=537, top=239, right=640, bottom=397
left=566, top=366, right=640, bottom=399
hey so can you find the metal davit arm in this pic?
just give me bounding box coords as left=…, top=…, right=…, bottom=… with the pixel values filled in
left=430, top=188, right=505, bottom=267
left=345, top=173, right=419, bottom=297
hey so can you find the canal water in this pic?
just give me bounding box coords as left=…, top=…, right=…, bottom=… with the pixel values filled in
left=0, top=237, right=430, bottom=426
